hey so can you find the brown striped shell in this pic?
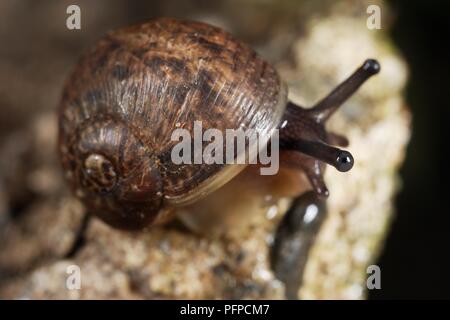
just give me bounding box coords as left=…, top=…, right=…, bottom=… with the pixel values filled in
left=58, top=18, right=287, bottom=230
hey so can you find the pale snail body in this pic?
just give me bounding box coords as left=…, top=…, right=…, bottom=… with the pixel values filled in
left=59, top=18, right=380, bottom=230
left=59, top=18, right=287, bottom=229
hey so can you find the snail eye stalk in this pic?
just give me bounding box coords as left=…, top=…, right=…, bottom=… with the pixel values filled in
left=279, top=59, right=380, bottom=197
left=310, top=59, right=380, bottom=123
left=280, top=139, right=354, bottom=172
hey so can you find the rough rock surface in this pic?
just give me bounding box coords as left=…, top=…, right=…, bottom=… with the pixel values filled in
left=0, top=0, right=410, bottom=299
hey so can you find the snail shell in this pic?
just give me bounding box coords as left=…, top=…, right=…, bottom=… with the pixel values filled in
left=58, top=18, right=287, bottom=230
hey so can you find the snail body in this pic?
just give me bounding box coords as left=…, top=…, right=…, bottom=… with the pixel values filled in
left=58, top=18, right=379, bottom=230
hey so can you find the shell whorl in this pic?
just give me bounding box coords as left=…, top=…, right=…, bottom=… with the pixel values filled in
left=60, top=118, right=163, bottom=230
left=58, top=18, right=286, bottom=228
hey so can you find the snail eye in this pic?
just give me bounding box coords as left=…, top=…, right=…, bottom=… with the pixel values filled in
left=83, top=153, right=117, bottom=191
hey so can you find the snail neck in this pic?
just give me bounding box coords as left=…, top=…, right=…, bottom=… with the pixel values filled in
left=279, top=102, right=353, bottom=173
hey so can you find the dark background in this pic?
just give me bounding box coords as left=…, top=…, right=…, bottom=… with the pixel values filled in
left=370, top=0, right=450, bottom=299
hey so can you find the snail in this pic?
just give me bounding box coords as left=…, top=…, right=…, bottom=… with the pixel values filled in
left=58, top=18, right=380, bottom=230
